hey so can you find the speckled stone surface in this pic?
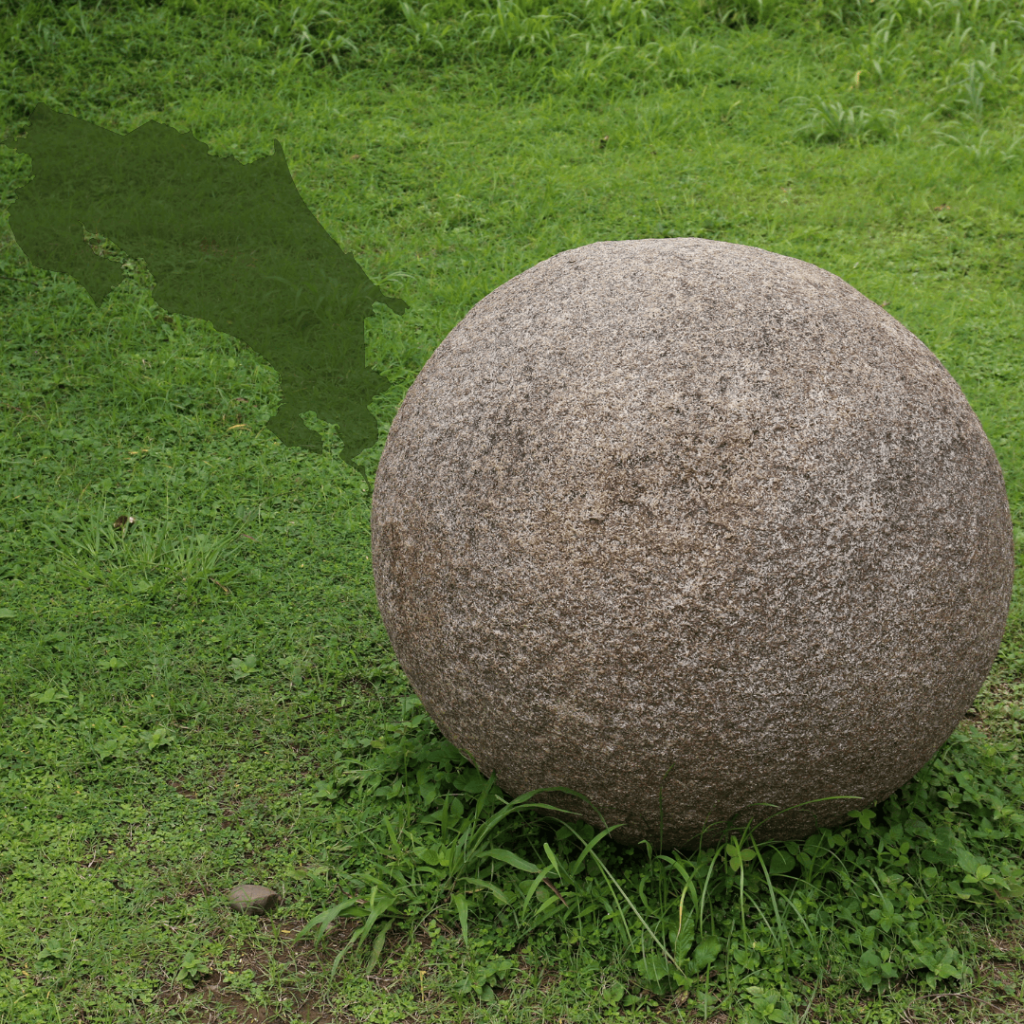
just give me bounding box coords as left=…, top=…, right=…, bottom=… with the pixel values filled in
left=370, top=237, right=1015, bottom=851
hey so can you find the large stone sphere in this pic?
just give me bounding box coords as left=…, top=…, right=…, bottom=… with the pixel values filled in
left=371, top=238, right=1014, bottom=851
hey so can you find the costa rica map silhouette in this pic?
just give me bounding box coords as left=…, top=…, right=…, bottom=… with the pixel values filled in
left=5, top=102, right=408, bottom=484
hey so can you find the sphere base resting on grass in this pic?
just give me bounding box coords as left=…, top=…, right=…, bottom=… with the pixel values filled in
left=370, top=237, right=1015, bottom=852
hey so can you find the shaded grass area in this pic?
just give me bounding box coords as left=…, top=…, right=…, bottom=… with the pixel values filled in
left=1, top=1, right=1023, bottom=1021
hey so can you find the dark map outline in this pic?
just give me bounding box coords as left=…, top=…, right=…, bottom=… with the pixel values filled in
left=4, top=102, right=408, bottom=484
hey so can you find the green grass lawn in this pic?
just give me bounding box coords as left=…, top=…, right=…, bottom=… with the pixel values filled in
left=1, top=1, right=1024, bottom=1021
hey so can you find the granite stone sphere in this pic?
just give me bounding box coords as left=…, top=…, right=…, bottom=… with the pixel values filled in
left=371, top=237, right=1014, bottom=851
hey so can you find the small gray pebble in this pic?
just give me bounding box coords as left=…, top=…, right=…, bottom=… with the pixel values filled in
left=227, top=884, right=280, bottom=915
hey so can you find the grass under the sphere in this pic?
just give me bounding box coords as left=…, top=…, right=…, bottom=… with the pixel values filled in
left=1, top=0, right=1023, bottom=1021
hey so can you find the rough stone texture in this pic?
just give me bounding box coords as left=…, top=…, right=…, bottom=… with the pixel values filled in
left=371, top=237, right=1015, bottom=851
left=227, top=884, right=280, bottom=915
